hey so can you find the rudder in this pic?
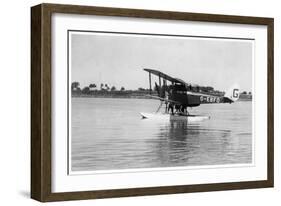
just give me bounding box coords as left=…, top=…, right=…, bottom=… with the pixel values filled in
left=224, top=84, right=240, bottom=102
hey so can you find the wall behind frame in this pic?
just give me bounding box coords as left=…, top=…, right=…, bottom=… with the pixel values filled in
left=0, top=0, right=279, bottom=205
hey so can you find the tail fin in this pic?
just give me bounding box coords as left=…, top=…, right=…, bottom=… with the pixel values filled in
left=224, top=84, right=240, bottom=102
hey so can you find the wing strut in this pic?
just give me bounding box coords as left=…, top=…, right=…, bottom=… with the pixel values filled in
left=149, top=72, right=152, bottom=95
left=156, top=101, right=163, bottom=113
left=158, top=74, right=161, bottom=88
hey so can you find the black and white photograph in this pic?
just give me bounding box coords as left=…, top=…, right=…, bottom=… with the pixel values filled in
left=69, top=31, right=253, bottom=172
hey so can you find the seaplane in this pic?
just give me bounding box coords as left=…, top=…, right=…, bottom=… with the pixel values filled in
left=140, top=68, right=240, bottom=122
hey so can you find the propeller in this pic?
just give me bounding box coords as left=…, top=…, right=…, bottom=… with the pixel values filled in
left=154, top=82, right=160, bottom=96
left=155, top=82, right=170, bottom=100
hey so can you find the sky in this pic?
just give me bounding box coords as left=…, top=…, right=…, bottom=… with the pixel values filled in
left=70, top=32, right=253, bottom=93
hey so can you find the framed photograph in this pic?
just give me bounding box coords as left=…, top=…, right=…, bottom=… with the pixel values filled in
left=31, top=3, right=274, bottom=202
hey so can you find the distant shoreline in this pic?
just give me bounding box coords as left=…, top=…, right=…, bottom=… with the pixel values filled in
left=71, top=91, right=252, bottom=101
left=72, top=90, right=155, bottom=99
left=71, top=94, right=152, bottom=99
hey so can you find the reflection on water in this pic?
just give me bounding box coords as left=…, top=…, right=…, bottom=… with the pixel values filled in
left=71, top=98, right=252, bottom=171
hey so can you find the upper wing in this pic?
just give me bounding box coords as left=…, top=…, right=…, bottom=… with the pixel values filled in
left=143, top=68, right=198, bottom=87
left=144, top=68, right=181, bottom=84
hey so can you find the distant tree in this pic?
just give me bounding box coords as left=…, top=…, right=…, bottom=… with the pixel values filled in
left=89, top=83, right=96, bottom=88
left=199, top=86, right=208, bottom=92
left=75, top=87, right=81, bottom=92
left=111, top=86, right=116, bottom=91
left=138, top=87, right=145, bottom=91
left=82, top=86, right=90, bottom=94
left=89, top=84, right=97, bottom=92
left=206, top=86, right=214, bottom=91
left=100, top=83, right=104, bottom=90
left=120, top=87, right=125, bottom=91
left=242, top=91, right=247, bottom=94
left=104, top=84, right=110, bottom=91
left=249, top=92, right=252, bottom=95
left=71, top=82, right=80, bottom=90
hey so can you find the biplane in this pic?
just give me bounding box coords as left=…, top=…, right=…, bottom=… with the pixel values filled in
left=140, top=68, right=240, bottom=121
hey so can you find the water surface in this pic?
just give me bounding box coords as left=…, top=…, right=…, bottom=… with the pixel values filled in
left=71, top=98, right=252, bottom=171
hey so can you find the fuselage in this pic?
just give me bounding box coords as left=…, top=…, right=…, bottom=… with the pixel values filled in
left=169, top=84, right=232, bottom=107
